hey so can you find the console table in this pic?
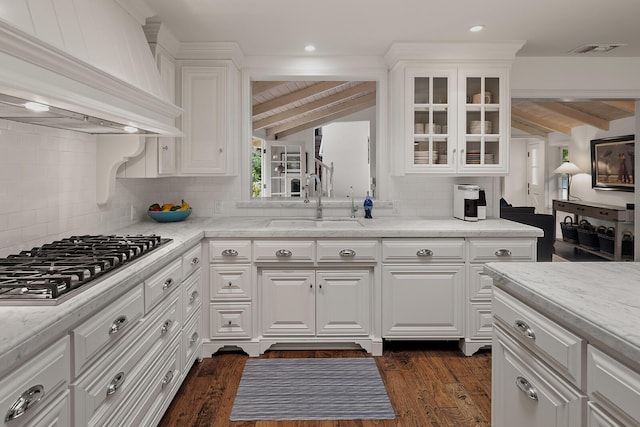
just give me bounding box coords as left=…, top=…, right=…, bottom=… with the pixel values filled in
left=552, top=199, right=633, bottom=261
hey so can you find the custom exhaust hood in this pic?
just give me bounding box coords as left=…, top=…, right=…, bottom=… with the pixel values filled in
left=0, top=93, right=157, bottom=134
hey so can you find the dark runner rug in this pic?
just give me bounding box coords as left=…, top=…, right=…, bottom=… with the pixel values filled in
left=230, top=358, right=395, bottom=421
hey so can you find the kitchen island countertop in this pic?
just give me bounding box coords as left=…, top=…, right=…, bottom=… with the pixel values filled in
left=484, top=262, right=640, bottom=370
left=0, top=216, right=540, bottom=373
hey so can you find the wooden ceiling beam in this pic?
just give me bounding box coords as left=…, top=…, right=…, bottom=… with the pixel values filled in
left=253, top=82, right=376, bottom=130
left=253, top=81, right=347, bottom=116
left=268, top=93, right=376, bottom=138
left=511, top=109, right=572, bottom=134
left=274, top=97, right=376, bottom=139
left=534, top=102, right=609, bottom=130
left=251, top=81, right=286, bottom=97
left=511, top=118, right=549, bottom=137
left=601, top=100, right=635, bottom=114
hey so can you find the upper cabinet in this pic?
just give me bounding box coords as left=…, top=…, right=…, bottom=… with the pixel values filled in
left=387, top=42, right=523, bottom=176
left=177, top=60, right=239, bottom=175
left=400, top=65, right=509, bottom=174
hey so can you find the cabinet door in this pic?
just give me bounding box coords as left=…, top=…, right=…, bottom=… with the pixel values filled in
left=157, top=137, right=175, bottom=175
left=316, top=270, right=370, bottom=336
left=457, top=67, right=509, bottom=174
left=180, top=65, right=227, bottom=174
left=405, top=67, right=457, bottom=173
left=492, top=326, right=585, bottom=427
left=382, top=264, right=464, bottom=337
left=261, top=270, right=315, bottom=336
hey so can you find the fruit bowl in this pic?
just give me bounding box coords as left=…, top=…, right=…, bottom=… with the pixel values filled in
left=147, top=208, right=192, bottom=223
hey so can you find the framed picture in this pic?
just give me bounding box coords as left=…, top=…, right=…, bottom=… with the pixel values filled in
left=591, top=134, right=635, bottom=191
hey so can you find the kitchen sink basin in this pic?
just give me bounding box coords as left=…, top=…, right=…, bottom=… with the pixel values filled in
left=267, top=218, right=363, bottom=228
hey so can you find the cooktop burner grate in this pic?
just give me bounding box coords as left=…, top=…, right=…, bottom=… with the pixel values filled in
left=0, top=234, right=171, bottom=304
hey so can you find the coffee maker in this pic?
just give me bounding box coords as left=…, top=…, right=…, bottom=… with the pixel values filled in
left=453, top=184, right=480, bottom=221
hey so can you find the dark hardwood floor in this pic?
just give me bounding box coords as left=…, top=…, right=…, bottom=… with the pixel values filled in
left=159, top=341, right=492, bottom=427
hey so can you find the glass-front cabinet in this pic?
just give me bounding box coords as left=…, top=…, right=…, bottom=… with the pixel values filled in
left=264, top=142, right=304, bottom=197
left=404, top=65, right=509, bottom=174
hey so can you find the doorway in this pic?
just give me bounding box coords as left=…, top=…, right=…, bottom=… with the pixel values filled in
left=526, top=140, right=545, bottom=212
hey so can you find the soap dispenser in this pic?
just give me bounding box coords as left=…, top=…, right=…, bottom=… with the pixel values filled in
left=364, top=191, right=373, bottom=219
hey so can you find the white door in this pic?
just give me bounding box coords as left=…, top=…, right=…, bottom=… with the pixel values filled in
left=527, top=140, right=545, bottom=212
left=261, top=270, right=315, bottom=336
left=316, top=270, right=370, bottom=336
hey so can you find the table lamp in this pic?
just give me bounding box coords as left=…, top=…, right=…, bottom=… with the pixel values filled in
left=553, top=161, right=583, bottom=200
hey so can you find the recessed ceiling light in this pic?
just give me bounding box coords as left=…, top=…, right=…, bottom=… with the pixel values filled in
left=469, top=25, right=485, bottom=33
left=123, top=126, right=138, bottom=133
left=24, top=102, right=49, bottom=112
left=304, top=45, right=316, bottom=52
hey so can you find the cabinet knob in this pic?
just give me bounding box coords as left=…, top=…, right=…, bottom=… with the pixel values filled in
left=107, top=372, right=126, bottom=396
left=227, top=320, right=232, bottom=326
left=495, top=249, right=512, bottom=257
left=161, top=319, right=172, bottom=334
left=161, top=370, right=174, bottom=388
left=228, top=281, right=233, bottom=287
left=190, top=291, right=199, bottom=303
left=162, top=145, right=169, bottom=151
left=276, top=249, right=293, bottom=257
left=515, top=376, right=538, bottom=401
left=5, top=384, right=44, bottom=422
left=514, top=319, right=536, bottom=340
left=221, top=249, right=238, bottom=257
left=190, top=332, right=200, bottom=345
left=162, top=278, right=174, bottom=290
left=339, top=249, right=356, bottom=257
left=416, top=249, right=433, bottom=257
left=191, top=256, right=200, bottom=265
left=108, top=315, right=128, bottom=335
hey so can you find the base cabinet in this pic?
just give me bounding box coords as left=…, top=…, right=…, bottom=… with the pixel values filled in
left=260, top=269, right=371, bottom=337
left=382, top=264, right=464, bottom=337
left=492, top=325, right=585, bottom=427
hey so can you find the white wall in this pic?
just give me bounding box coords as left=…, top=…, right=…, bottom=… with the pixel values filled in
left=503, top=138, right=529, bottom=206
left=321, top=121, right=370, bottom=198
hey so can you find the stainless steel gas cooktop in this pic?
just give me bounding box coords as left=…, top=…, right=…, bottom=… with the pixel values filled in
left=0, top=234, right=171, bottom=305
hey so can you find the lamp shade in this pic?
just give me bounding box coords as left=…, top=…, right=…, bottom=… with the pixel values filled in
left=553, top=161, right=583, bottom=175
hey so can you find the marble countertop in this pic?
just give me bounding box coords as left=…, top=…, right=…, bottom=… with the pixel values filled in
left=0, top=216, right=540, bottom=373
left=485, top=262, right=640, bottom=369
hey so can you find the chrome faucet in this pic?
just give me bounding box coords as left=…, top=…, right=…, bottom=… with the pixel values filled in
left=305, top=173, right=323, bottom=219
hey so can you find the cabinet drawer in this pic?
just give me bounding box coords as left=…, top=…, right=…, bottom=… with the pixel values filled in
left=210, top=303, right=252, bottom=338
left=588, top=346, right=640, bottom=424
left=468, top=265, right=493, bottom=300
left=253, top=240, right=315, bottom=262
left=493, top=288, right=584, bottom=388
left=468, top=238, right=536, bottom=262
left=209, top=240, right=251, bottom=263
left=182, top=243, right=202, bottom=279
left=493, top=325, right=585, bottom=427
left=182, top=309, right=203, bottom=372
left=182, top=270, right=202, bottom=323
left=145, top=258, right=183, bottom=313
left=317, top=240, right=378, bottom=262
left=0, top=337, right=70, bottom=426
left=210, top=264, right=251, bottom=300
left=382, top=239, right=465, bottom=263
left=467, top=302, right=492, bottom=339
left=72, top=285, right=144, bottom=377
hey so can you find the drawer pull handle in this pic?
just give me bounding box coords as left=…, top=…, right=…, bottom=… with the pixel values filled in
left=514, top=319, right=536, bottom=340
left=109, top=315, right=128, bottom=335
left=227, top=282, right=233, bottom=287
left=515, top=376, right=538, bottom=401
left=416, top=249, right=433, bottom=257
left=161, top=370, right=174, bottom=388
left=339, top=249, right=356, bottom=257
left=190, top=332, right=200, bottom=344
left=161, top=319, right=172, bottom=334
left=107, top=372, right=126, bottom=396
left=276, top=249, right=293, bottom=257
left=221, top=249, right=238, bottom=257
left=495, top=249, right=512, bottom=257
left=227, top=320, right=232, bottom=326
left=162, top=278, right=174, bottom=290
left=190, top=291, right=199, bottom=303
left=191, top=256, right=200, bottom=265
left=5, top=384, right=44, bottom=422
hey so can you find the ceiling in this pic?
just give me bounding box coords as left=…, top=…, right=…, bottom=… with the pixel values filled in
left=148, top=0, right=639, bottom=137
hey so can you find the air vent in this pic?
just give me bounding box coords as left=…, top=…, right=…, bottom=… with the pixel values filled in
left=569, top=44, right=626, bottom=54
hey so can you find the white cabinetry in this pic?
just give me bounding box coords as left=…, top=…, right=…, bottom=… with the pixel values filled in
left=178, top=61, right=239, bottom=175
left=400, top=65, right=509, bottom=174
left=463, top=238, right=536, bottom=356
left=382, top=239, right=465, bottom=338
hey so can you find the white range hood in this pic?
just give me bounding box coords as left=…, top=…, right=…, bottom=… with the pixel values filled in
left=0, top=0, right=182, bottom=136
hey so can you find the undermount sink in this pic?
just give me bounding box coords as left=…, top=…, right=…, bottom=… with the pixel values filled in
left=267, top=218, right=363, bottom=228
